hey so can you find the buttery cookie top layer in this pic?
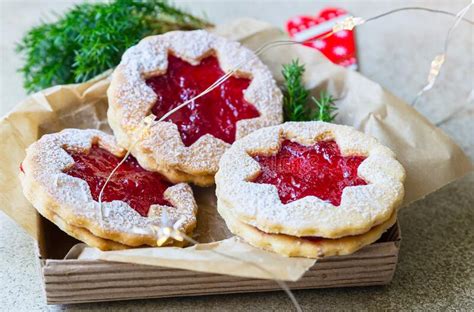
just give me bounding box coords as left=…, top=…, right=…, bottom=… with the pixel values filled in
left=20, top=129, right=197, bottom=246
left=215, top=121, right=406, bottom=239
left=107, top=30, right=283, bottom=182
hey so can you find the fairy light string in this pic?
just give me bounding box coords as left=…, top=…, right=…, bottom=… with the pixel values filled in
left=95, top=5, right=473, bottom=311
left=99, top=5, right=474, bottom=212
left=150, top=211, right=303, bottom=312
left=412, top=1, right=473, bottom=106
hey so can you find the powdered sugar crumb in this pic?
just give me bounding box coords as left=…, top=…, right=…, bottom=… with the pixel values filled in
left=215, top=122, right=406, bottom=238
left=107, top=30, right=283, bottom=181
left=22, top=129, right=197, bottom=242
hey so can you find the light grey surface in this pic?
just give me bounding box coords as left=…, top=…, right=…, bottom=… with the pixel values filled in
left=0, top=0, right=473, bottom=311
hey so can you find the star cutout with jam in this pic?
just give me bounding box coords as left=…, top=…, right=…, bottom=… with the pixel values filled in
left=65, top=144, right=173, bottom=217
left=146, top=55, right=260, bottom=147
left=252, top=140, right=367, bottom=206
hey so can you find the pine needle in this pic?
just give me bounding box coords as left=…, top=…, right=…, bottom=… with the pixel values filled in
left=282, top=59, right=337, bottom=122
left=310, top=92, right=338, bottom=122
left=281, top=59, right=309, bottom=122
left=16, top=0, right=211, bottom=93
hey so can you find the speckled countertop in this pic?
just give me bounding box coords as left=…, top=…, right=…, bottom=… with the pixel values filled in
left=1, top=0, right=473, bottom=311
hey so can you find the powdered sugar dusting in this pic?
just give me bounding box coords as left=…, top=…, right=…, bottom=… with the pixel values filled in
left=218, top=198, right=398, bottom=258
left=21, top=129, right=197, bottom=246
left=215, top=122, right=405, bottom=238
left=107, top=30, right=283, bottom=184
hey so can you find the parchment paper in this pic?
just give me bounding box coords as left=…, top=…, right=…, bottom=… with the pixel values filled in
left=0, top=18, right=471, bottom=281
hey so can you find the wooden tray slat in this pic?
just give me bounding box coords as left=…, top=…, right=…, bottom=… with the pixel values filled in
left=44, top=254, right=397, bottom=276
left=46, top=277, right=392, bottom=298
left=46, top=279, right=391, bottom=304
left=43, top=242, right=398, bottom=274
left=42, top=223, right=401, bottom=304
left=45, top=262, right=395, bottom=285
left=44, top=267, right=395, bottom=291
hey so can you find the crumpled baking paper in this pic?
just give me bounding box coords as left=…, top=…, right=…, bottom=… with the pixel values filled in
left=0, top=18, right=471, bottom=281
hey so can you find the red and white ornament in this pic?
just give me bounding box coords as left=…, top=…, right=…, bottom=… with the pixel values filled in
left=286, top=7, right=358, bottom=70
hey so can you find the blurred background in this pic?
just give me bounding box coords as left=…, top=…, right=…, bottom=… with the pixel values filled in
left=2, top=0, right=473, bottom=153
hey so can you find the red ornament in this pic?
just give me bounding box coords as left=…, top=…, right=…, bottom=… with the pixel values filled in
left=286, top=7, right=358, bottom=70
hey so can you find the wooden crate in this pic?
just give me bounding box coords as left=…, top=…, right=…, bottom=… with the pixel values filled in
left=38, top=219, right=400, bottom=304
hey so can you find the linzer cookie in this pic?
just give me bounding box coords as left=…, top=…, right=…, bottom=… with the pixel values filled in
left=107, top=30, right=283, bottom=187
left=218, top=203, right=398, bottom=258
left=19, top=129, right=197, bottom=250
left=215, top=122, right=405, bottom=258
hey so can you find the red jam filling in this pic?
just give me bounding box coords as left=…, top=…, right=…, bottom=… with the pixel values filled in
left=252, top=140, right=367, bottom=206
left=146, top=55, right=260, bottom=147
left=304, top=236, right=323, bottom=243
left=64, top=145, right=173, bottom=217
left=255, top=226, right=323, bottom=243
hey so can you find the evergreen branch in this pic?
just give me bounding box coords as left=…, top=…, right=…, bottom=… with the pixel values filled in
left=281, top=59, right=337, bottom=122
left=281, top=59, right=309, bottom=122
left=310, top=92, right=338, bottom=122
left=16, top=0, right=212, bottom=93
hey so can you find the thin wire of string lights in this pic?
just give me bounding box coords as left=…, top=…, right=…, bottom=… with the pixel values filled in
left=96, top=4, right=473, bottom=311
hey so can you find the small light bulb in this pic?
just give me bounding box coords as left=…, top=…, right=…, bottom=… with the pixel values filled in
left=333, top=16, right=365, bottom=32
left=156, top=235, right=169, bottom=247
left=173, top=231, right=184, bottom=242
left=152, top=211, right=187, bottom=246
left=427, top=54, right=446, bottom=85
left=162, top=227, right=172, bottom=236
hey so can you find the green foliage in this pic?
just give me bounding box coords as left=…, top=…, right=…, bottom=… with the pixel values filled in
left=281, top=59, right=337, bottom=122
left=310, top=91, right=337, bottom=122
left=16, top=0, right=211, bottom=93
left=281, top=59, right=309, bottom=122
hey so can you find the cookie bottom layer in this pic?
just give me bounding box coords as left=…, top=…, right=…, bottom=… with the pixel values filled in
left=218, top=201, right=397, bottom=258
left=108, top=105, right=216, bottom=187
left=38, top=206, right=131, bottom=251
left=20, top=152, right=196, bottom=250
left=37, top=206, right=188, bottom=251
left=156, top=164, right=215, bottom=187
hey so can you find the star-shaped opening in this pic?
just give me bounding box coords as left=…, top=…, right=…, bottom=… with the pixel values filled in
left=146, top=54, right=260, bottom=147
left=64, top=145, right=173, bottom=216
left=251, top=140, right=367, bottom=206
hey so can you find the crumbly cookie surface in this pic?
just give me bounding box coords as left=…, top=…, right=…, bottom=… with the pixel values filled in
left=216, top=121, right=405, bottom=238
left=107, top=30, right=283, bottom=186
left=20, top=129, right=197, bottom=249
left=39, top=205, right=131, bottom=251
left=218, top=200, right=398, bottom=258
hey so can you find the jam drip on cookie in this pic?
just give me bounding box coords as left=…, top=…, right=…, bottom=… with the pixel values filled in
left=146, top=55, right=260, bottom=147
left=252, top=140, right=367, bottom=206
left=64, top=145, right=173, bottom=216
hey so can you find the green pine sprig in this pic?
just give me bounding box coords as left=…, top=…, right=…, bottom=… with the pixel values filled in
left=311, top=91, right=337, bottom=122
left=16, top=0, right=212, bottom=93
left=281, top=59, right=337, bottom=123
left=281, top=59, right=309, bottom=122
